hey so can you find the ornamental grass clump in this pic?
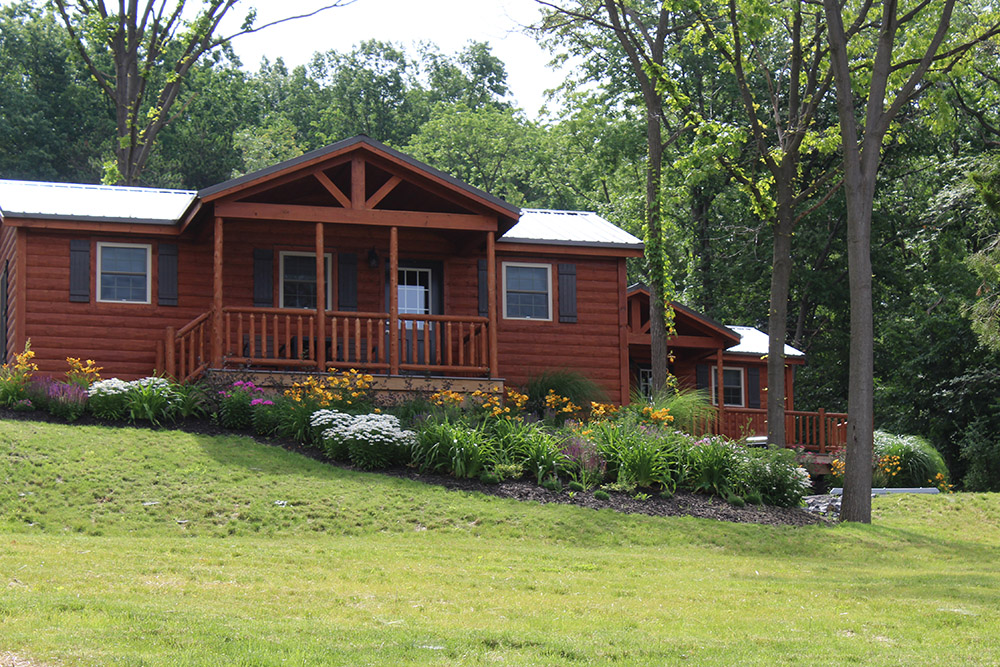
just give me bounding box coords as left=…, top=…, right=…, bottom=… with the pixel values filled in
left=345, top=413, right=415, bottom=471
left=873, top=431, right=949, bottom=488
left=683, top=434, right=739, bottom=498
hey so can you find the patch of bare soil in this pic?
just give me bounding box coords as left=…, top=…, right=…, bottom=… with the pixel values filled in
left=0, top=409, right=826, bottom=527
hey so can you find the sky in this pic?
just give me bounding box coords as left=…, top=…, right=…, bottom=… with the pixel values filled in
left=219, top=0, right=569, bottom=117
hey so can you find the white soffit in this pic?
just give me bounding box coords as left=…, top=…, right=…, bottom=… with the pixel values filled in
left=0, top=179, right=196, bottom=225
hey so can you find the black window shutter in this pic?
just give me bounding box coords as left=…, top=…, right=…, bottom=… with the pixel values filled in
left=69, top=240, right=90, bottom=302
left=338, top=252, right=358, bottom=311
left=253, top=248, right=274, bottom=307
left=158, top=244, right=178, bottom=306
left=695, top=364, right=710, bottom=391
left=478, top=259, right=488, bottom=317
left=558, top=263, right=577, bottom=323
left=747, top=366, right=761, bottom=408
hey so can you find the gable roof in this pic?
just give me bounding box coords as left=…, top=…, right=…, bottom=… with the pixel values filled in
left=501, top=209, right=644, bottom=250
left=197, top=135, right=520, bottom=226
left=0, top=179, right=196, bottom=225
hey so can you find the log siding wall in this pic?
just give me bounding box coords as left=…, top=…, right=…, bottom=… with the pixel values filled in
left=0, top=223, right=18, bottom=363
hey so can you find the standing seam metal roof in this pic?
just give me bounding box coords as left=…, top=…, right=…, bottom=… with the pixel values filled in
left=0, top=179, right=196, bottom=224
left=500, top=209, right=643, bottom=248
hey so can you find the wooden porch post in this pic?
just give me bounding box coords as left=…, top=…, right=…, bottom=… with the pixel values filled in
left=784, top=364, right=794, bottom=410
left=716, top=349, right=725, bottom=434
left=165, top=326, right=176, bottom=378
left=389, top=226, right=399, bottom=375
left=211, top=217, right=223, bottom=368
left=316, top=222, right=326, bottom=372
left=486, top=231, right=498, bottom=378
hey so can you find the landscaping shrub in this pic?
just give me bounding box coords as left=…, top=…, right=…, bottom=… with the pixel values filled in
left=345, top=414, right=415, bottom=471
left=507, top=421, right=566, bottom=483
left=88, top=378, right=131, bottom=421
left=251, top=397, right=285, bottom=437
left=45, top=382, right=88, bottom=422
left=0, top=342, right=38, bottom=407
left=590, top=419, right=681, bottom=490
left=125, top=377, right=181, bottom=425
left=873, top=431, right=949, bottom=488
left=172, top=382, right=211, bottom=420
left=632, top=387, right=713, bottom=433
left=560, top=433, right=607, bottom=489
left=413, top=418, right=494, bottom=478
left=593, top=489, right=610, bottom=501
left=730, top=446, right=812, bottom=507
left=683, top=435, right=738, bottom=497
left=217, top=381, right=259, bottom=429
left=312, top=409, right=357, bottom=461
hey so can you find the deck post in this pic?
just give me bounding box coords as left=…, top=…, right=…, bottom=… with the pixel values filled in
left=165, top=326, right=176, bottom=378
left=716, top=349, right=725, bottom=435
left=211, top=217, right=224, bottom=368
left=315, top=222, right=326, bottom=373
left=818, top=408, right=827, bottom=454
left=486, top=231, right=498, bottom=378
left=389, top=226, right=399, bottom=375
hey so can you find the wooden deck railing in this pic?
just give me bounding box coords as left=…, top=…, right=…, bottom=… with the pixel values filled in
left=684, top=407, right=848, bottom=453
left=165, top=312, right=211, bottom=383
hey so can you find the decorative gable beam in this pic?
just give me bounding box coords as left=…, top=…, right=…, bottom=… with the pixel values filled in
left=366, top=175, right=401, bottom=209
left=313, top=170, right=351, bottom=208
left=214, top=201, right=498, bottom=231
left=351, top=157, right=366, bottom=208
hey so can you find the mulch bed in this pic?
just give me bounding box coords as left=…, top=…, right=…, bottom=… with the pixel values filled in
left=1, top=408, right=827, bottom=528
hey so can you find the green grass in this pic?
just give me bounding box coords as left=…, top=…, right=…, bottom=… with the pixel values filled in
left=2, top=420, right=1000, bottom=665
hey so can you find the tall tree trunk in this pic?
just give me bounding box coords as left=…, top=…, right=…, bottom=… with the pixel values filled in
left=646, top=109, right=668, bottom=392
left=841, top=175, right=876, bottom=523
left=767, top=172, right=795, bottom=446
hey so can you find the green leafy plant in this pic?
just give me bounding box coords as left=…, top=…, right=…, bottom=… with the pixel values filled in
left=312, top=409, right=358, bottom=461
left=526, top=369, right=607, bottom=417
left=683, top=435, right=737, bottom=498
left=125, top=377, right=180, bottom=425
left=345, top=414, right=415, bottom=471
left=873, top=431, right=948, bottom=488
left=0, top=340, right=38, bottom=407
left=251, top=397, right=286, bottom=437
left=593, top=489, right=611, bottom=501
left=217, top=380, right=258, bottom=430
left=540, top=475, right=563, bottom=492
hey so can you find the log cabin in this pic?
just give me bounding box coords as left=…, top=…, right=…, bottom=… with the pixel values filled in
left=1, top=136, right=843, bottom=452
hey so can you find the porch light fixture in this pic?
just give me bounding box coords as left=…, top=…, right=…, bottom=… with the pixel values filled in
left=367, top=247, right=379, bottom=269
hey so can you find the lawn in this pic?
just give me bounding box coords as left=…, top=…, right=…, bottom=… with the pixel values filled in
left=2, top=419, right=999, bottom=665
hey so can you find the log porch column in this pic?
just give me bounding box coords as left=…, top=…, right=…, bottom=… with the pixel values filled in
left=486, top=231, right=498, bottom=378
left=211, top=217, right=223, bottom=367
left=716, top=348, right=725, bottom=434
left=315, top=222, right=326, bottom=372
left=389, top=226, right=399, bottom=375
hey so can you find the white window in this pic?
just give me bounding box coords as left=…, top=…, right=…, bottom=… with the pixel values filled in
left=279, top=252, right=332, bottom=310
left=710, top=367, right=745, bottom=407
left=638, top=367, right=653, bottom=397
left=398, top=267, right=432, bottom=329
left=97, top=243, right=151, bottom=304
left=502, top=262, right=552, bottom=320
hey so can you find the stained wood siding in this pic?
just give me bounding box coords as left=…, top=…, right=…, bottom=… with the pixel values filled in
left=20, top=230, right=212, bottom=378
left=495, top=252, right=627, bottom=403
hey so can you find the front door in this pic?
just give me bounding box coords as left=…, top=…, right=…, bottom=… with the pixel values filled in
left=388, top=263, right=442, bottom=366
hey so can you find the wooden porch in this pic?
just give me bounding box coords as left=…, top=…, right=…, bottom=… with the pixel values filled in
left=687, top=406, right=848, bottom=455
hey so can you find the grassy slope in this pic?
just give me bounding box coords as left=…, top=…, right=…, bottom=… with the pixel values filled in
left=1, top=420, right=999, bottom=666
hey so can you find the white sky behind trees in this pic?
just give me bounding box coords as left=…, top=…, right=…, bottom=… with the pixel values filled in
left=222, top=0, right=567, bottom=118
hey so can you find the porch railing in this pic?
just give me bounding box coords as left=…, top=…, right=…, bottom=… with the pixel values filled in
left=686, top=407, right=848, bottom=453
left=206, top=307, right=492, bottom=376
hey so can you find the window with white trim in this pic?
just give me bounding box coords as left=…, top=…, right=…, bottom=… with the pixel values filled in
left=97, top=243, right=151, bottom=304
left=710, top=367, right=745, bottom=407
left=502, top=262, right=552, bottom=320
left=279, top=252, right=332, bottom=309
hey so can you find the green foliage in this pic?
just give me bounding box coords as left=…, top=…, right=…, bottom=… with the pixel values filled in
left=278, top=399, right=322, bottom=445
left=344, top=414, right=415, bottom=471
left=683, top=436, right=737, bottom=498
left=217, top=381, right=256, bottom=430
left=873, top=431, right=949, bottom=488
left=525, top=370, right=607, bottom=417
left=726, top=493, right=745, bottom=507
left=589, top=419, right=681, bottom=490
left=632, top=387, right=713, bottom=432
left=412, top=418, right=493, bottom=478
left=593, top=489, right=611, bottom=501
left=507, top=422, right=566, bottom=484
left=124, top=378, right=181, bottom=426
left=960, top=417, right=1000, bottom=491
left=251, top=397, right=285, bottom=437
left=730, top=446, right=812, bottom=508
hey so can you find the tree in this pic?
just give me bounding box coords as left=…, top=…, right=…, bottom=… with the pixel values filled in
left=51, top=0, right=352, bottom=185
left=537, top=0, right=690, bottom=393
left=661, top=0, right=842, bottom=446
left=0, top=2, right=110, bottom=182
left=822, top=0, right=1000, bottom=522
